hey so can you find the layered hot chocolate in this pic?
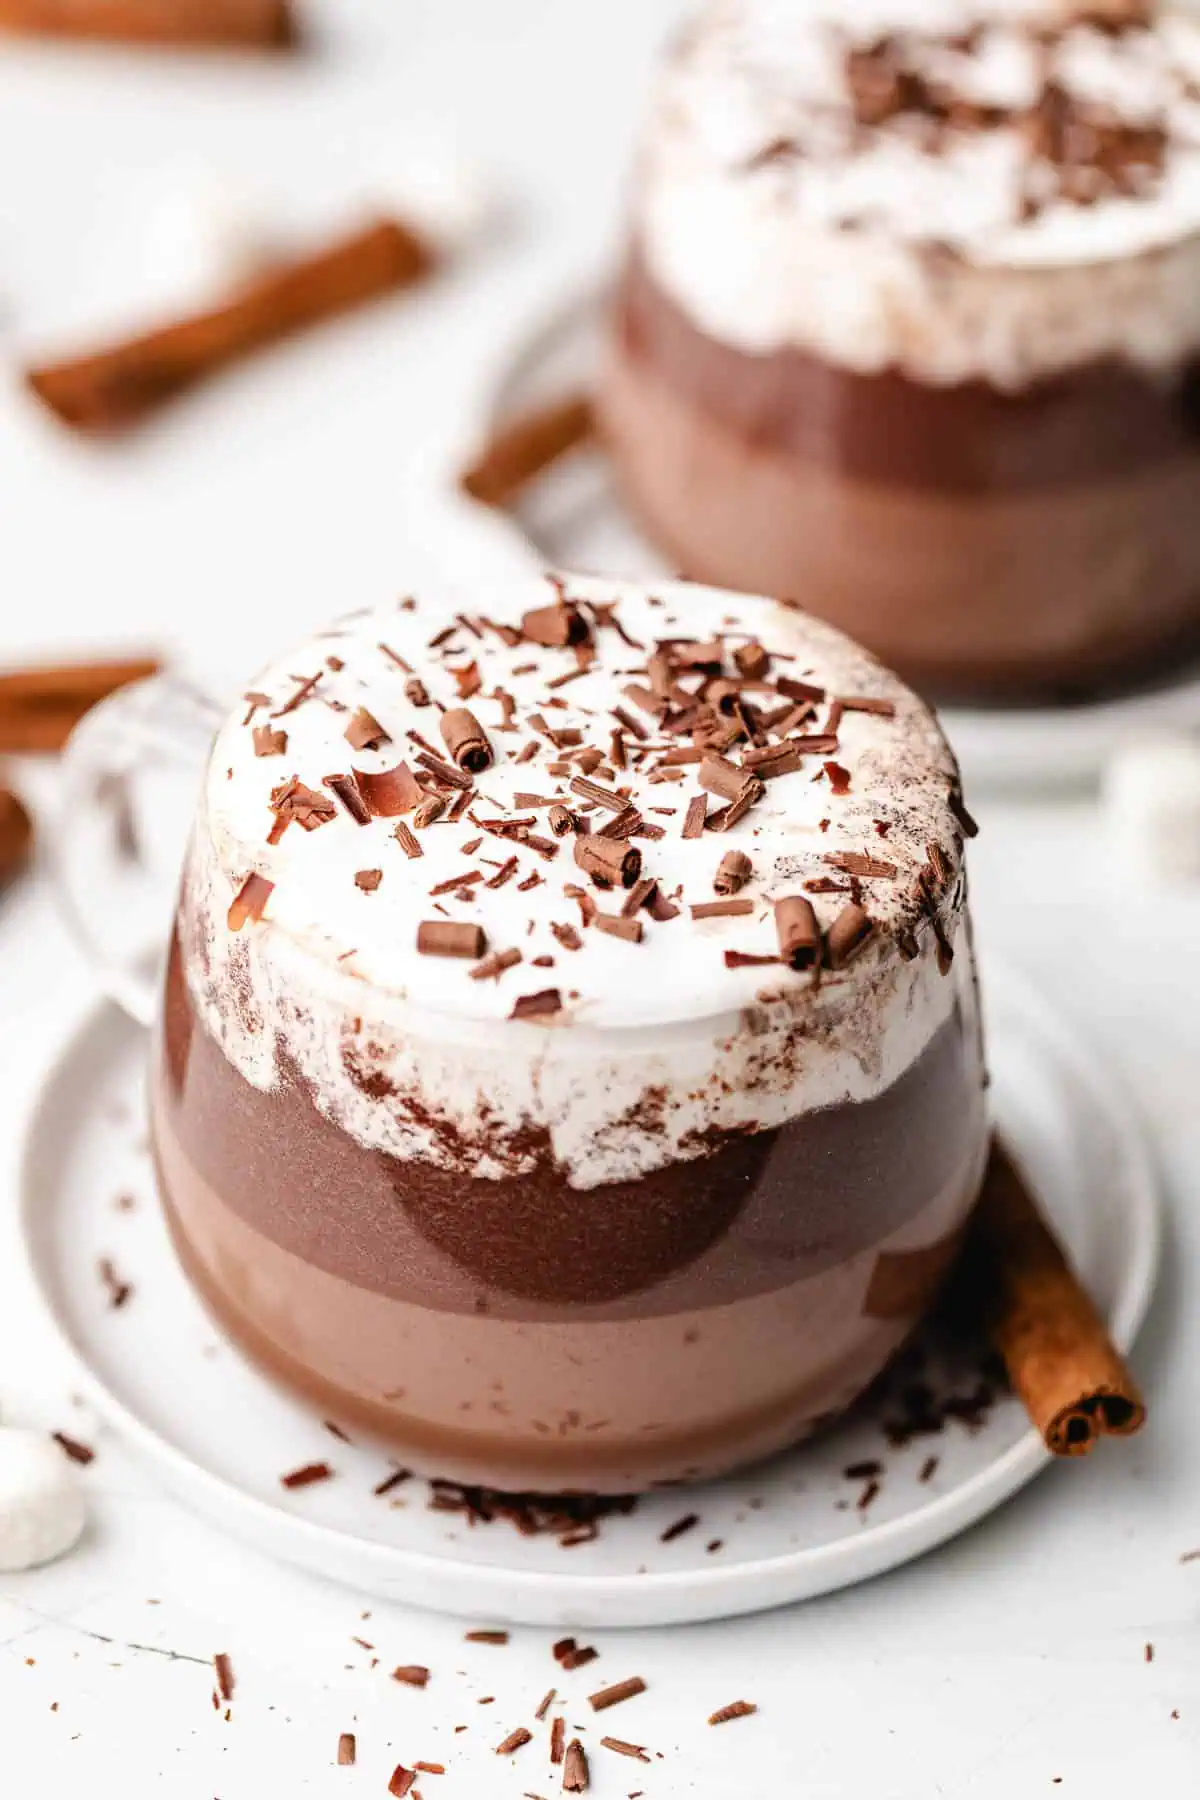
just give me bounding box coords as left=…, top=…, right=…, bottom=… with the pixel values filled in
left=602, top=0, right=1200, bottom=700
left=153, top=573, right=988, bottom=1492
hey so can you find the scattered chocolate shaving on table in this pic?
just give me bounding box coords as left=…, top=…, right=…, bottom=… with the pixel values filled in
left=601, top=1739, right=651, bottom=1763
left=823, top=760, right=852, bottom=794
left=690, top=898, right=753, bottom=920
left=535, top=1690, right=557, bottom=1721
left=555, top=1639, right=599, bottom=1670
left=497, top=1728, right=533, bottom=1755
left=919, top=1456, right=939, bottom=1483
left=713, top=850, right=752, bottom=894
left=345, top=707, right=390, bottom=751
left=52, top=1432, right=94, bottom=1465
left=392, top=1666, right=430, bottom=1688
left=417, top=921, right=487, bottom=960
left=659, top=1513, right=699, bottom=1542
left=594, top=913, right=643, bottom=943
left=388, top=1766, right=416, bottom=1798
left=708, top=1701, right=757, bottom=1726
left=562, top=1737, right=589, bottom=1791
left=280, top=1461, right=334, bottom=1489
left=337, top=1733, right=356, bottom=1766
left=522, top=602, right=589, bottom=649
left=589, top=1678, right=646, bottom=1713
left=213, top=1653, right=235, bottom=1704
left=323, top=772, right=371, bottom=825
left=415, top=1761, right=445, bottom=1774
left=549, top=1717, right=567, bottom=1764
left=465, top=1630, right=509, bottom=1645
left=574, top=836, right=641, bottom=889
left=355, top=869, right=383, bottom=893
left=441, top=707, right=493, bottom=773
left=394, top=822, right=423, bottom=859
left=470, top=947, right=522, bottom=981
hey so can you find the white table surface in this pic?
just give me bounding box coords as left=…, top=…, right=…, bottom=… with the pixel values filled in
left=1, top=3, right=1199, bottom=1794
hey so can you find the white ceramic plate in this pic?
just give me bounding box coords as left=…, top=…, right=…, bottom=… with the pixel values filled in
left=457, top=283, right=1200, bottom=794
left=19, top=965, right=1157, bottom=1629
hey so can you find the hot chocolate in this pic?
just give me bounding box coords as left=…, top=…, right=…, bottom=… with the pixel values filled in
left=153, top=573, right=988, bottom=1491
left=601, top=0, right=1200, bottom=701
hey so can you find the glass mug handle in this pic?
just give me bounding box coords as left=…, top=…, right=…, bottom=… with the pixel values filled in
left=49, top=672, right=222, bottom=1027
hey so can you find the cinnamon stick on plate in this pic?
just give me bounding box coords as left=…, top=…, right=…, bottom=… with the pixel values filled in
left=0, top=788, right=33, bottom=888
left=0, top=0, right=298, bottom=49
left=969, top=1139, right=1146, bottom=1457
left=461, top=393, right=595, bottom=508
left=0, top=656, right=160, bottom=753
left=27, top=218, right=436, bottom=433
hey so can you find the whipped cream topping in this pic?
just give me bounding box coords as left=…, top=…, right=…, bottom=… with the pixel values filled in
left=180, top=573, right=980, bottom=1187
left=635, top=0, right=1200, bottom=385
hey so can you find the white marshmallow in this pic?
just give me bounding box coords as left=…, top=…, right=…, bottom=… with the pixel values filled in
left=0, top=1430, right=87, bottom=1573
left=1104, top=732, right=1200, bottom=881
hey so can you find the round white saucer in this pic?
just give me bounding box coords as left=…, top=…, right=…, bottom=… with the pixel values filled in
left=458, top=283, right=1200, bottom=793
left=19, top=966, right=1157, bottom=1629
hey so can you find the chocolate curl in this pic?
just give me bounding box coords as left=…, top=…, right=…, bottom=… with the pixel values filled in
left=825, top=901, right=875, bottom=969
left=27, top=219, right=435, bottom=433
left=344, top=707, right=390, bottom=752
left=461, top=394, right=595, bottom=508
left=227, top=873, right=273, bottom=931
left=521, top=600, right=589, bottom=648
left=356, top=761, right=423, bottom=817
left=253, top=725, right=288, bottom=757
left=968, top=1141, right=1146, bottom=1457
left=774, top=896, right=820, bottom=970
left=323, top=771, right=371, bottom=825
left=440, top=706, right=493, bottom=773
left=547, top=803, right=577, bottom=837
left=416, top=920, right=487, bottom=960
left=574, top=834, right=642, bottom=890
left=0, top=787, right=32, bottom=887
left=0, top=0, right=298, bottom=48
left=698, top=755, right=760, bottom=805
left=714, top=850, right=752, bottom=895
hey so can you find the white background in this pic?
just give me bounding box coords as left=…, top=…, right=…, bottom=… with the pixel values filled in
left=0, top=2, right=1198, bottom=1794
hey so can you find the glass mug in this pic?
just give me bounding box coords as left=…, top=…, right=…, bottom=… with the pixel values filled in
left=55, top=570, right=989, bottom=1495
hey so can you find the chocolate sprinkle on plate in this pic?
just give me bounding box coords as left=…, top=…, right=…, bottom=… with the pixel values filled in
left=280, top=1461, right=334, bottom=1489
left=392, top=1666, right=430, bottom=1688
left=562, top=1738, right=589, bottom=1792
left=496, top=1728, right=533, bottom=1755
left=708, top=1701, right=758, bottom=1726
left=337, top=1732, right=356, bottom=1766
left=588, top=1677, right=647, bottom=1713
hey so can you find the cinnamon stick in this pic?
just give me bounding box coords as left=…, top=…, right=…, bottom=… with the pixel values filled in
left=0, top=787, right=32, bottom=887
left=0, top=656, right=160, bottom=753
left=969, top=1140, right=1146, bottom=1457
left=27, top=218, right=435, bottom=432
left=0, top=0, right=298, bottom=48
left=461, top=393, right=595, bottom=508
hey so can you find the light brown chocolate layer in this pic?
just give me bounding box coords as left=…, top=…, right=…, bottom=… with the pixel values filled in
left=601, top=314, right=1200, bottom=703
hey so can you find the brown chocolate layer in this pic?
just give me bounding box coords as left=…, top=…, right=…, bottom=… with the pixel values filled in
left=616, top=253, right=1200, bottom=493
left=161, top=933, right=985, bottom=1321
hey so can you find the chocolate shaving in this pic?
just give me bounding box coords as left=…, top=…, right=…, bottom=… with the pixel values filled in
left=428, top=869, right=483, bottom=896
left=550, top=1717, right=566, bottom=1765
left=589, top=1677, right=646, bottom=1713
left=253, top=724, right=288, bottom=757
left=949, top=786, right=980, bottom=839
left=708, top=1701, right=757, bottom=1726
left=698, top=754, right=753, bottom=804
left=392, top=1666, right=430, bottom=1687
left=495, top=1728, right=532, bottom=1755
left=775, top=676, right=825, bottom=704
left=345, top=706, right=391, bottom=751
left=388, top=1766, right=416, bottom=1797
left=714, top=850, right=752, bottom=895
left=547, top=804, right=577, bottom=837
left=405, top=676, right=431, bottom=708
left=838, top=694, right=896, bottom=717
left=412, top=793, right=446, bottom=829
left=323, top=771, right=371, bottom=825
left=660, top=1512, right=699, bottom=1542
left=825, top=902, right=875, bottom=969
left=510, top=988, right=563, bottom=1021
left=569, top=775, right=628, bottom=813
left=228, top=872, right=273, bottom=931
left=441, top=707, right=493, bottom=773
left=416, top=921, right=487, bottom=960
left=535, top=1689, right=556, bottom=1721
left=280, top=1462, right=333, bottom=1489
left=521, top=600, right=588, bottom=648
left=562, top=1739, right=589, bottom=1792
left=823, top=851, right=897, bottom=879
left=621, top=877, right=658, bottom=917
left=394, top=821, right=423, bottom=859
left=823, top=761, right=852, bottom=794
left=354, top=869, right=382, bottom=893
left=273, top=671, right=323, bottom=716
left=357, top=761, right=423, bottom=817
left=213, top=1653, right=235, bottom=1704
left=52, top=1432, right=94, bottom=1465
left=337, top=1733, right=356, bottom=1766
left=267, top=777, right=336, bottom=843
left=415, top=750, right=472, bottom=791
left=470, top=947, right=522, bottom=981
left=682, top=794, right=707, bottom=838
left=465, top=1629, right=510, bottom=1645
left=573, top=835, right=642, bottom=889
left=774, top=896, right=820, bottom=970
left=691, top=898, right=753, bottom=920
left=594, top=913, right=644, bottom=943
left=550, top=921, right=582, bottom=951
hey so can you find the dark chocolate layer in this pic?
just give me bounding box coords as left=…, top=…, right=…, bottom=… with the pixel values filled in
left=616, top=253, right=1200, bottom=493
left=162, top=933, right=984, bottom=1320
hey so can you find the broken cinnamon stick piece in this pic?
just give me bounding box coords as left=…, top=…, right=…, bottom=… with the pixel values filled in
left=461, top=393, right=595, bottom=508
left=0, top=0, right=298, bottom=49
left=0, top=656, right=161, bottom=753
left=0, top=787, right=33, bottom=888
left=27, top=218, right=435, bottom=433
left=969, top=1140, right=1146, bottom=1457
